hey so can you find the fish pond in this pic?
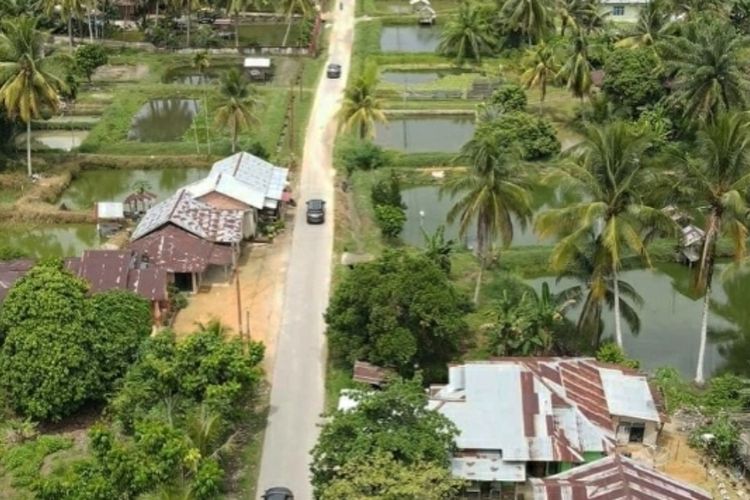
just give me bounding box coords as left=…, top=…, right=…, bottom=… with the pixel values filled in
left=379, top=25, right=441, bottom=53
left=15, top=130, right=89, bottom=151
left=59, top=167, right=208, bottom=209
left=374, top=115, right=474, bottom=153
left=0, top=223, right=98, bottom=259
left=128, top=99, right=199, bottom=142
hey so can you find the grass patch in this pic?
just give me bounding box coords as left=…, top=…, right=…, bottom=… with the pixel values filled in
left=223, top=390, right=270, bottom=499
left=325, top=361, right=356, bottom=413
left=0, top=435, right=73, bottom=490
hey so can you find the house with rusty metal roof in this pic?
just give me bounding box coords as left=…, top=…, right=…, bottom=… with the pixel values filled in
left=65, top=250, right=169, bottom=323
left=0, top=259, right=34, bottom=303
left=208, top=152, right=289, bottom=214
left=427, top=358, right=662, bottom=496
left=530, top=454, right=711, bottom=500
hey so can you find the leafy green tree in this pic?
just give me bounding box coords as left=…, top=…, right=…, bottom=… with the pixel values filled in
left=319, top=452, right=463, bottom=500
left=616, top=0, right=673, bottom=48
left=374, top=204, right=406, bottom=239
left=421, top=225, right=455, bottom=274
left=338, top=138, right=388, bottom=176
left=370, top=171, right=405, bottom=209
left=602, top=47, right=665, bottom=117
left=731, top=0, right=750, bottom=33
left=536, top=122, right=673, bottom=349
left=489, top=83, right=528, bottom=112
left=501, top=0, right=553, bottom=44
left=73, top=43, right=108, bottom=82
left=658, top=20, right=750, bottom=123
left=214, top=68, right=259, bottom=153
left=473, top=111, right=560, bottom=160
left=671, top=112, right=750, bottom=383
left=89, top=290, right=152, bottom=393
left=0, top=15, right=65, bottom=177
left=325, top=250, right=469, bottom=375
left=557, top=30, right=594, bottom=102
left=337, top=60, right=386, bottom=139
left=521, top=42, right=560, bottom=113
left=437, top=1, right=497, bottom=63
left=311, top=377, right=458, bottom=497
left=0, top=263, right=98, bottom=420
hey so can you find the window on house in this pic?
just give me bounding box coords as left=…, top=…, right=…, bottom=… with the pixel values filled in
left=612, top=5, right=625, bottom=15
left=629, top=422, right=646, bottom=443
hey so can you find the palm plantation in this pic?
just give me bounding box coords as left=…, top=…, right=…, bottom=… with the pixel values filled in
left=40, top=0, right=82, bottom=48
left=337, top=61, right=386, bottom=139
left=557, top=31, right=594, bottom=102
left=0, top=16, right=64, bottom=177
left=535, top=122, right=673, bottom=349
left=437, top=1, right=497, bottom=63
left=501, top=0, right=553, bottom=44
left=214, top=68, right=259, bottom=153
left=616, top=0, right=672, bottom=48
left=279, top=0, right=314, bottom=47
left=521, top=42, right=559, bottom=113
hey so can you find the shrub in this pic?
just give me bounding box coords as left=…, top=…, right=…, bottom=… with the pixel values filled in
left=689, top=415, right=741, bottom=467
left=602, top=48, right=665, bottom=117
left=477, top=111, right=560, bottom=160
left=370, top=171, right=405, bottom=209
left=490, top=83, right=527, bottom=112
left=73, top=44, right=108, bottom=82
left=374, top=204, right=406, bottom=238
left=339, top=138, right=388, bottom=176
left=595, top=342, right=640, bottom=369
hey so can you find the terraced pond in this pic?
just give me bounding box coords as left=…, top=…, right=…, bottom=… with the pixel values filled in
left=374, top=115, right=474, bottom=153
left=128, top=99, right=200, bottom=142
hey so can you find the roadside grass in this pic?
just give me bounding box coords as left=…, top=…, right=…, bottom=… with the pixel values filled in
left=0, top=434, right=75, bottom=494
left=224, top=387, right=270, bottom=499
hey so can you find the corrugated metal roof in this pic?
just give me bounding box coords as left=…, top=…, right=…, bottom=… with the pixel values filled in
left=451, top=452, right=526, bottom=482
left=210, top=152, right=289, bottom=208
left=128, top=224, right=231, bottom=273
left=183, top=173, right=266, bottom=210
left=531, top=454, right=712, bottom=500
left=0, top=259, right=34, bottom=302
left=130, top=190, right=243, bottom=243
left=96, top=202, right=124, bottom=220
left=353, top=360, right=393, bottom=387
left=600, top=368, right=660, bottom=422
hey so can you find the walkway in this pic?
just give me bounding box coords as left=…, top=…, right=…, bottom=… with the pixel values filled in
left=256, top=1, right=354, bottom=497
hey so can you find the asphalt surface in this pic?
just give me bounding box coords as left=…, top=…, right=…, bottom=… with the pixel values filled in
left=256, top=3, right=354, bottom=499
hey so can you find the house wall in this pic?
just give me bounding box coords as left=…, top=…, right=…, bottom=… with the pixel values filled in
left=601, top=3, right=642, bottom=23
left=613, top=416, right=659, bottom=446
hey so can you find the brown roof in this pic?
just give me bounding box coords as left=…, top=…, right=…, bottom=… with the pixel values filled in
left=0, top=259, right=34, bottom=302
left=128, top=224, right=232, bottom=274
left=531, top=454, right=711, bottom=500
left=353, top=360, right=393, bottom=386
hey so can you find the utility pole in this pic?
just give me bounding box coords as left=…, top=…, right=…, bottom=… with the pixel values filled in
left=235, top=273, right=243, bottom=345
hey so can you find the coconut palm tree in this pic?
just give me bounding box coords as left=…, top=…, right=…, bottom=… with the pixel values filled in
left=535, top=122, right=674, bottom=349
left=557, top=30, right=593, bottom=102
left=616, top=0, right=672, bottom=49
left=0, top=16, right=64, bottom=177
left=556, top=0, right=603, bottom=36
left=437, top=1, right=498, bottom=63
left=173, top=0, right=203, bottom=48
left=501, top=0, right=554, bottom=45
left=193, top=51, right=211, bottom=154
left=279, top=0, right=314, bottom=47
left=658, top=21, right=750, bottom=123
left=674, top=112, right=750, bottom=383
left=214, top=68, right=259, bottom=153
left=337, top=60, right=386, bottom=139
left=521, top=42, right=559, bottom=114
left=442, top=137, right=533, bottom=304
left=40, top=0, right=83, bottom=48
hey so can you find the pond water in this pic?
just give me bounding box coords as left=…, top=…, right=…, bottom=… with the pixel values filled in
left=168, top=73, right=217, bottom=85
left=59, top=167, right=208, bottom=209
left=380, top=25, right=441, bottom=53
left=400, top=184, right=581, bottom=248
left=0, top=223, right=98, bottom=259
left=15, top=130, right=89, bottom=151
left=374, top=115, right=474, bottom=153
left=128, top=99, right=199, bottom=142
left=527, top=264, right=750, bottom=379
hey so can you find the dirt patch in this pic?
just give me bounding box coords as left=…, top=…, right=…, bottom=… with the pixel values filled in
left=92, top=64, right=149, bottom=82
left=172, top=215, right=294, bottom=369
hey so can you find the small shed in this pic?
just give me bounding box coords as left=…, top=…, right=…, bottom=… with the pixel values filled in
left=124, top=190, right=157, bottom=219
left=96, top=202, right=125, bottom=237
left=353, top=360, right=393, bottom=387
left=243, top=57, right=273, bottom=81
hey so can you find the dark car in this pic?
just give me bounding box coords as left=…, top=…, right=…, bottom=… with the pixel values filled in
left=197, top=9, right=218, bottom=24
left=262, top=487, right=293, bottom=500
left=306, top=199, right=326, bottom=224
left=326, top=63, right=341, bottom=79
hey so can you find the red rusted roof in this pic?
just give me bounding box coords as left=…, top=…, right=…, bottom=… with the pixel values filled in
left=0, top=259, right=34, bottom=302
left=531, top=454, right=711, bottom=499
left=353, top=360, right=393, bottom=386
left=128, top=224, right=231, bottom=273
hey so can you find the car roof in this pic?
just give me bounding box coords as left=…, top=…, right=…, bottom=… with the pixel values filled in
left=307, top=199, right=325, bottom=209
left=328, top=63, right=341, bottom=68
left=264, top=487, right=293, bottom=498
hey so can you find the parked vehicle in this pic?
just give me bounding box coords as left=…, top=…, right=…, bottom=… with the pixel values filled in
left=306, top=199, right=326, bottom=224
left=326, top=63, right=341, bottom=79
left=262, top=487, right=294, bottom=500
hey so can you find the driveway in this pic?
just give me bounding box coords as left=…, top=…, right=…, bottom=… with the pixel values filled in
left=256, top=2, right=354, bottom=498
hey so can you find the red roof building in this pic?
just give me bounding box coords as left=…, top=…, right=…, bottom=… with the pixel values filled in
left=0, top=259, right=34, bottom=303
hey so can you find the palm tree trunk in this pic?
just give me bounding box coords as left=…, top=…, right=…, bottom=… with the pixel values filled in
left=613, top=267, right=624, bottom=349
left=68, top=17, right=74, bottom=48
left=87, top=2, right=94, bottom=43
left=193, top=118, right=200, bottom=154
left=186, top=6, right=191, bottom=48
left=473, top=257, right=484, bottom=305
left=25, top=120, right=32, bottom=177
left=695, top=286, right=711, bottom=385
left=156, top=0, right=160, bottom=21
left=235, top=14, right=240, bottom=49
left=231, top=121, right=237, bottom=153
left=204, top=91, right=211, bottom=154
left=282, top=11, right=294, bottom=47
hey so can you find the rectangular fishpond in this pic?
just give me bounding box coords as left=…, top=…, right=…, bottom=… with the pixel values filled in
left=0, top=223, right=98, bottom=259
left=128, top=99, right=199, bottom=142
left=374, top=115, right=474, bottom=153
left=380, top=25, right=441, bottom=53
left=15, top=130, right=89, bottom=151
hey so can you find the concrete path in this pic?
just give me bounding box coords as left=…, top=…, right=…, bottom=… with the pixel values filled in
left=256, top=2, right=354, bottom=498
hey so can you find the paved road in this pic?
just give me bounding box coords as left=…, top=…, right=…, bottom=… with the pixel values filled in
left=256, top=3, right=354, bottom=499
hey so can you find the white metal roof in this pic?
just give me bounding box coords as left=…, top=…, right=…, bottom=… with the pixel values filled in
left=243, top=57, right=271, bottom=68
left=600, top=368, right=661, bottom=422
left=183, top=173, right=266, bottom=210
left=210, top=152, right=289, bottom=208
left=451, top=454, right=526, bottom=482
left=96, top=202, right=124, bottom=219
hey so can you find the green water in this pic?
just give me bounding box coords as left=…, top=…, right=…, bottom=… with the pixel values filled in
left=128, top=99, right=199, bottom=142
left=380, top=25, right=441, bottom=53
left=15, top=130, right=89, bottom=151
left=374, top=115, right=475, bottom=153
left=0, top=223, right=98, bottom=259
left=58, top=167, right=209, bottom=209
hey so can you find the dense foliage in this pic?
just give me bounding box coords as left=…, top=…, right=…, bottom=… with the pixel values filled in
left=602, top=47, right=665, bottom=117
left=325, top=250, right=470, bottom=377
left=338, top=138, right=388, bottom=175
left=371, top=171, right=407, bottom=239
left=476, top=111, right=560, bottom=160
left=73, top=44, right=108, bottom=82
left=311, top=378, right=457, bottom=496
left=490, top=83, right=528, bottom=112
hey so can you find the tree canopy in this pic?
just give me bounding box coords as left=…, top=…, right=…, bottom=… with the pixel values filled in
left=602, top=47, right=665, bottom=117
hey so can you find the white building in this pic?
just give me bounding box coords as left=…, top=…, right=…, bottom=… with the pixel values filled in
left=601, top=0, right=648, bottom=23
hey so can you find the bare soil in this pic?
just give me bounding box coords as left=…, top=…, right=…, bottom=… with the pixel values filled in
left=92, top=64, right=149, bottom=82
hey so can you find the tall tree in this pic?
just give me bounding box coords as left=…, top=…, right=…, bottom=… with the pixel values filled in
left=521, top=42, right=560, bottom=113
left=337, top=60, right=386, bottom=139
left=193, top=51, right=211, bottom=154
left=0, top=16, right=64, bottom=177
left=556, top=0, right=602, bottom=36
left=437, top=1, right=497, bottom=63
left=214, top=68, right=259, bottom=153
left=616, top=0, right=672, bottom=49
left=278, top=0, right=313, bottom=47
left=658, top=21, right=750, bottom=123
left=675, top=112, right=750, bottom=383
left=40, top=0, right=83, bottom=48
left=535, top=122, right=673, bottom=349
left=226, top=0, right=267, bottom=49
left=173, top=0, right=202, bottom=48
left=500, top=0, right=553, bottom=44
left=557, top=30, right=593, bottom=102
left=442, top=131, right=533, bottom=304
